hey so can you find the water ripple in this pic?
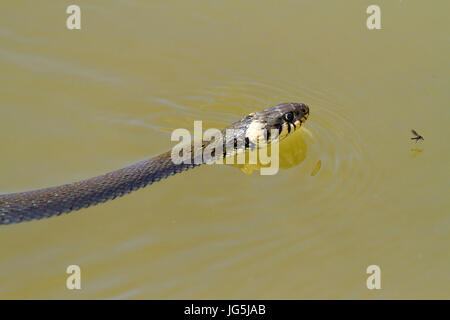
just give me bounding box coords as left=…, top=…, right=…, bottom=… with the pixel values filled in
left=172, top=78, right=380, bottom=207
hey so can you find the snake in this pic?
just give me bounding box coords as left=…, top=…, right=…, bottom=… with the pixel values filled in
left=0, top=103, right=309, bottom=225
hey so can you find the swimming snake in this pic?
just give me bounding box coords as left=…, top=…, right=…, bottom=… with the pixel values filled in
left=0, top=103, right=309, bottom=224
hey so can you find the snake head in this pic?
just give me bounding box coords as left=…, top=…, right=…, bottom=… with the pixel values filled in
left=245, top=102, right=310, bottom=144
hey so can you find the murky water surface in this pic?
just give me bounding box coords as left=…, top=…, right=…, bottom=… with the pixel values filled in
left=0, top=1, right=449, bottom=299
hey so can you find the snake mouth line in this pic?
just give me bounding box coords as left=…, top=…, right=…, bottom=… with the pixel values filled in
left=284, top=114, right=308, bottom=136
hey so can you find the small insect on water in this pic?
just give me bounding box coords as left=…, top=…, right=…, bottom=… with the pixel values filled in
left=411, top=129, right=424, bottom=143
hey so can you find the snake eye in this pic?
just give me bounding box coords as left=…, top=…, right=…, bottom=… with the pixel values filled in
left=284, top=112, right=293, bottom=122
left=300, top=106, right=309, bottom=114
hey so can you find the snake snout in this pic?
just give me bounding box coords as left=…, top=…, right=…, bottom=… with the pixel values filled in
left=294, top=103, right=309, bottom=118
